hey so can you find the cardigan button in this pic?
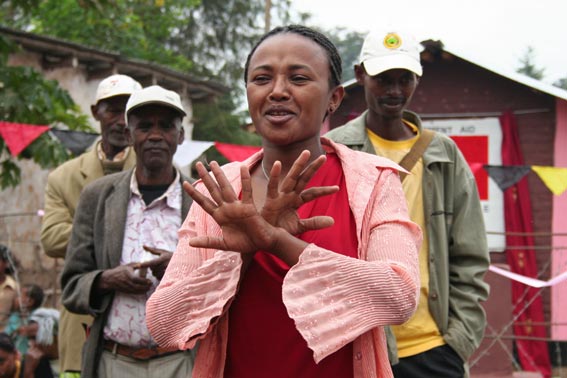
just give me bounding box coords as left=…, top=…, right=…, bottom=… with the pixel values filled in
left=355, top=352, right=362, bottom=360
left=431, top=293, right=438, bottom=300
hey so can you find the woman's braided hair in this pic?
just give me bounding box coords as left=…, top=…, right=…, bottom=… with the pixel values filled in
left=244, top=24, right=342, bottom=88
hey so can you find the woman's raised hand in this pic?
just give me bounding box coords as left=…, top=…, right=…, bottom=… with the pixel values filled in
left=261, top=150, right=338, bottom=235
left=183, top=161, right=278, bottom=254
left=183, top=152, right=338, bottom=257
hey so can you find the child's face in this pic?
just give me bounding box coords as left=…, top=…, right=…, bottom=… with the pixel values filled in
left=15, top=288, right=32, bottom=311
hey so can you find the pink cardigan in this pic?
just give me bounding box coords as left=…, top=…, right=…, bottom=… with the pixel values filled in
left=146, top=138, right=421, bottom=378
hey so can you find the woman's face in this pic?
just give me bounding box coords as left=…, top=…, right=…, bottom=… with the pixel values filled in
left=246, top=33, right=343, bottom=148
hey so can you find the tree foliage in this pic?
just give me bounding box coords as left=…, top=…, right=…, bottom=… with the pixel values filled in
left=1, top=0, right=292, bottom=157
left=553, top=77, right=567, bottom=90
left=516, top=46, right=545, bottom=80
left=0, top=36, right=92, bottom=189
left=174, top=1, right=282, bottom=85
left=3, top=1, right=376, bottom=184
left=1, top=0, right=292, bottom=89
left=193, top=97, right=260, bottom=146
left=2, top=0, right=199, bottom=72
left=323, top=27, right=365, bottom=83
left=0, top=0, right=112, bottom=21
left=192, top=95, right=262, bottom=167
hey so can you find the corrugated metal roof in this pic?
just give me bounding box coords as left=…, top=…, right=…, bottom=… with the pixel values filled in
left=442, top=43, right=567, bottom=102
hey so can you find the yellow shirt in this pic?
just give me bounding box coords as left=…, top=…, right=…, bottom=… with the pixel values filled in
left=367, top=122, right=445, bottom=358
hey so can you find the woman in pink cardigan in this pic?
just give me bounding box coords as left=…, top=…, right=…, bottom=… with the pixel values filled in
left=146, top=25, right=421, bottom=378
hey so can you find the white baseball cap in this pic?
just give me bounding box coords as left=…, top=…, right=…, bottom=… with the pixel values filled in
left=94, top=74, right=142, bottom=104
left=125, top=85, right=186, bottom=117
left=359, top=29, right=423, bottom=77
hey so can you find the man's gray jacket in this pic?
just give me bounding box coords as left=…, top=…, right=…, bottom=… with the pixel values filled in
left=61, top=168, right=193, bottom=378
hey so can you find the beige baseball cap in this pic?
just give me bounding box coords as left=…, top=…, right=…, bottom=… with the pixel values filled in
left=125, top=85, right=186, bottom=117
left=94, top=74, right=142, bottom=104
left=360, top=29, right=423, bottom=77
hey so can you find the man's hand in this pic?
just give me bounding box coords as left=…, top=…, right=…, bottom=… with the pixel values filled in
left=139, top=246, right=173, bottom=280
left=17, top=323, right=38, bottom=337
left=96, top=264, right=153, bottom=294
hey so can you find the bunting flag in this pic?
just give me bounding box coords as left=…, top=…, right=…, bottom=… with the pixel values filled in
left=0, top=121, right=50, bottom=156
left=49, top=129, right=99, bottom=155
left=531, top=166, right=567, bottom=196
left=483, top=165, right=567, bottom=196
left=214, top=141, right=262, bottom=162
left=4, top=120, right=566, bottom=198
left=468, top=162, right=485, bottom=177
left=173, top=140, right=214, bottom=167
left=1, top=120, right=219, bottom=166
left=484, top=165, right=531, bottom=191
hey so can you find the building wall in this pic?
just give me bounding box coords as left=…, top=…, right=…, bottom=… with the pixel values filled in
left=0, top=157, right=60, bottom=306
left=551, top=99, right=567, bottom=340
left=7, top=50, right=194, bottom=136
left=419, top=55, right=556, bottom=327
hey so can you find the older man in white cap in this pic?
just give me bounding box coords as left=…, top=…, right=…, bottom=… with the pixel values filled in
left=41, top=73, right=142, bottom=378
left=61, top=85, right=194, bottom=378
left=326, top=30, right=490, bottom=377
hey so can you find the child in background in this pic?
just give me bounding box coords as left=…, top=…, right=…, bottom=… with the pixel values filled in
left=0, top=332, right=21, bottom=378
left=0, top=245, right=18, bottom=332
left=0, top=329, right=57, bottom=378
left=24, top=308, right=59, bottom=377
left=5, top=285, right=45, bottom=355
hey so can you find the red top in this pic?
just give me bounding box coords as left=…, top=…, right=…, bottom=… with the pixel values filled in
left=225, top=153, right=357, bottom=378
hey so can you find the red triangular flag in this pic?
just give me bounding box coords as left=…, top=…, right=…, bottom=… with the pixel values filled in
left=0, top=121, right=50, bottom=156
left=468, top=162, right=485, bottom=177
left=214, top=141, right=262, bottom=162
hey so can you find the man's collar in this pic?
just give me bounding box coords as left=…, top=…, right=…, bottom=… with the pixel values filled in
left=97, top=140, right=131, bottom=163
left=129, top=169, right=181, bottom=208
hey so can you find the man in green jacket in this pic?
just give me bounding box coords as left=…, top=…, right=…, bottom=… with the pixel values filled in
left=40, top=74, right=141, bottom=377
left=326, top=29, right=490, bottom=377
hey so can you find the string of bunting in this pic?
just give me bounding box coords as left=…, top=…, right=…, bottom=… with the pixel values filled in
left=3, top=122, right=567, bottom=195
left=0, top=121, right=99, bottom=157
left=484, top=164, right=567, bottom=196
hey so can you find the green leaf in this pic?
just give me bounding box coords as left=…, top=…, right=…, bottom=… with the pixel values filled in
left=0, top=159, right=22, bottom=189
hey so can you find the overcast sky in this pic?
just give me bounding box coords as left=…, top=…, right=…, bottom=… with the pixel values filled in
left=291, top=0, right=567, bottom=85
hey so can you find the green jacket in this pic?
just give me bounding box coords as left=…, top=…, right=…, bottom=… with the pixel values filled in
left=326, top=110, right=490, bottom=367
